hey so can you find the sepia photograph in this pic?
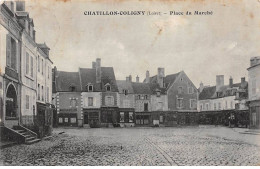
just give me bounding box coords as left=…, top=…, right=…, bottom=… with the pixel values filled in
left=0, top=0, right=260, bottom=166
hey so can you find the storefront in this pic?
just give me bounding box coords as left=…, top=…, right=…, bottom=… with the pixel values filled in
left=249, top=100, right=260, bottom=129
left=100, top=107, right=119, bottom=127
left=135, top=112, right=151, bottom=126
left=119, top=108, right=135, bottom=127
left=58, top=108, right=78, bottom=127
left=83, top=108, right=100, bottom=128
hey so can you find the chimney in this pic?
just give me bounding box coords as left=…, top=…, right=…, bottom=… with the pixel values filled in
left=216, top=75, right=224, bottom=91
left=229, top=76, right=233, bottom=87
left=250, top=56, right=260, bottom=67
left=16, top=1, right=25, bottom=11
left=92, top=62, right=96, bottom=69
left=129, top=75, right=132, bottom=82
left=96, top=58, right=101, bottom=83
left=126, top=76, right=130, bottom=82
left=157, top=67, right=165, bottom=88
left=241, top=77, right=245, bottom=83
left=145, top=70, right=150, bottom=83
left=199, top=82, right=204, bottom=93
left=136, top=76, right=139, bottom=83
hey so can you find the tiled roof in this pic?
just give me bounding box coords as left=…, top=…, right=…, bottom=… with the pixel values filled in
left=148, top=83, right=167, bottom=94
left=199, top=81, right=248, bottom=100
left=55, top=71, right=81, bottom=92
left=147, top=72, right=181, bottom=88
left=79, top=67, right=118, bottom=92
left=116, top=80, right=134, bottom=94
left=132, top=82, right=152, bottom=94
left=199, top=86, right=216, bottom=100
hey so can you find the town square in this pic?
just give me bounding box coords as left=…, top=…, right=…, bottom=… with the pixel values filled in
left=0, top=0, right=260, bottom=166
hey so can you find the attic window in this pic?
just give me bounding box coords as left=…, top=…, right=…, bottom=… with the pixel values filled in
left=106, top=84, right=111, bottom=91
left=156, top=91, right=161, bottom=97
left=88, top=85, right=93, bottom=92
left=69, top=85, right=76, bottom=92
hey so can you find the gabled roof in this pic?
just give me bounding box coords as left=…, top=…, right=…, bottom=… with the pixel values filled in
left=55, top=71, right=81, bottom=92
left=116, top=80, right=134, bottom=94
left=79, top=67, right=118, bottom=92
left=146, top=72, right=181, bottom=88
left=132, top=82, right=151, bottom=94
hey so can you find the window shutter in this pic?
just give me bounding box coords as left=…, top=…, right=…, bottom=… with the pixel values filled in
left=85, top=97, right=88, bottom=107
left=93, top=97, right=96, bottom=106
left=6, top=34, right=11, bottom=66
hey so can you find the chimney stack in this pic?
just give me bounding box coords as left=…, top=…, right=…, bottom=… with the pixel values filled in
left=157, top=67, right=165, bottom=88
left=136, top=76, right=139, bottom=83
left=216, top=75, right=224, bottom=91
left=229, top=76, right=233, bottom=87
left=129, top=75, right=132, bottom=82
left=241, top=77, right=245, bottom=83
left=96, top=58, right=101, bottom=83
left=92, top=62, right=96, bottom=69
left=199, top=82, right=204, bottom=93
left=16, top=1, right=25, bottom=11
left=145, top=70, right=150, bottom=83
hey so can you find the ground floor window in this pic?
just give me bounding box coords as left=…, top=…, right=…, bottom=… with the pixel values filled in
left=129, top=112, right=133, bottom=122
left=101, top=111, right=113, bottom=123
left=59, top=117, right=63, bottom=123
left=136, top=115, right=149, bottom=125
left=252, top=112, right=256, bottom=126
left=71, top=118, right=77, bottom=123
left=120, top=112, right=124, bottom=122
left=64, top=118, right=68, bottom=123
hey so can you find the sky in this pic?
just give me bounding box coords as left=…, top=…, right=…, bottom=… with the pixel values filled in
left=25, top=0, right=260, bottom=87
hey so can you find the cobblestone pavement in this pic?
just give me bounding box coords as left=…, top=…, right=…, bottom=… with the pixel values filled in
left=0, top=126, right=260, bottom=166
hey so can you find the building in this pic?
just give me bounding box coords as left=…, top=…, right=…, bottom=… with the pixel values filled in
left=0, top=1, right=53, bottom=142
left=145, top=69, right=198, bottom=125
left=53, top=58, right=119, bottom=128
left=247, top=56, right=260, bottom=129
left=117, top=78, right=135, bottom=127
left=198, top=75, right=248, bottom=127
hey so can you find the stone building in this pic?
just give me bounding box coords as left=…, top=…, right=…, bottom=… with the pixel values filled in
left=247, top=56, right=260, bottom=129
left=0, top=1, right=53, bottom=142
left=198, top=75, right=248, bottom=127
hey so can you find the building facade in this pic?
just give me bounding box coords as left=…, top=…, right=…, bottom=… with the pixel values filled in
left=0, top=1, right=53, bottom=138
left=247, top=56, right=260, bottom=129
left=198, top=75, right=248, bottom=127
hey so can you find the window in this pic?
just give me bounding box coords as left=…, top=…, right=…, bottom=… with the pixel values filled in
left=188, top=87, right=194, bottom=94
left=123, top=89, right=128, bottom=95
left=88, top=97, right=93, bottom=106
left=6, top=35, right=17, bottom=70
left=70, top=118, right=77, bottom=123
left=144, top=103, right=148, bottom=111
left=214, top=103, right=217, bottom=110
left=144, top=95, right=148, bottom=99
left=160, top=115, right=164, bottom=123
left=225, top=101, right=228, bottom=109
left=129, top=112, right=133, bottom=123
left=156, top=91, right=161, bottom=97
left=178, top=87, right=183, bottom=94
left=88, top=85, right=93, bottom=92
left=137, top=95, right=141, bottom=99
left=37, top=84, right=40, bottom=100
left=26, top=95, right=29, bottom=109
left=42, top=86, right=44, bottom=101
left=218, top=102, right=221, bottom=110
left=105, top=96, right=114, bottom=106
left=46, top=87, right=49, bottom=102
left=70, top=98, right=77, bottom=107
left=70, top=85, right=76, bottom=92
left=26, top=52, right=29, bottom=74
left=206, top=103, right=209, bottom=110
left=120, top=112, right=124, bottom=122
left=230, top=101, right=233, bottom=109
left=48, top=66, right=49, bottom=79
left=30, top=56, right=33, bottom=77
left=58, top=118, right=63, bottom=123
left=158, top=102, right=163, bottom=110
left=64, top=118, right=68, bottom=123
left=177, top=98, right=183, bottom=108
left=106, top=85, right=111, bottom=91
left=200, top=104, right=203, bottom=111
left=190, top=99, right=196, bottom=109
left=123, top=100, right=130, bottom=108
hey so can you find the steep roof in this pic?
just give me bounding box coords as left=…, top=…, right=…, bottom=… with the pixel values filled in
left=79, top=67, right=118, bottom=92
left=116, top=80, right=134, bottom=94
left=132, top=82, right=152, bottom=94
left=148, top=83, right=167, bottom=95
left=146, top=72, right=181, bottom=88
left=199, top=81, right=248, bottom=100
left=55, top=71, right=81, bottom=92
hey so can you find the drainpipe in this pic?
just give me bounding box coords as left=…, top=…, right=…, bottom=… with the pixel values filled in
left=19, top=29, right=23, bottom=126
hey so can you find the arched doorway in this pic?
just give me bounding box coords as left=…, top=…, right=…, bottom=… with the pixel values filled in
left=5, top=84, right=17, bottom=118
